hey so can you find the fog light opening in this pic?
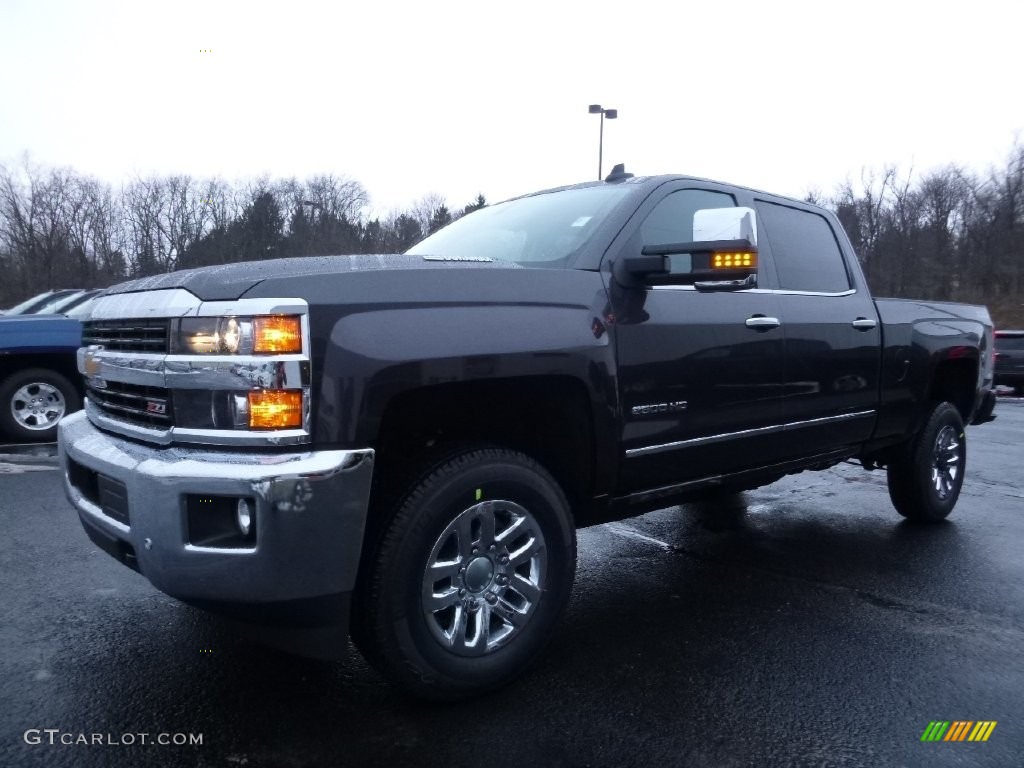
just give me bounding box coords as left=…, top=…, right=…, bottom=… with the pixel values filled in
left=236, top=498, right=254, bottom=536
left=186, top=495, right=257, bottom=549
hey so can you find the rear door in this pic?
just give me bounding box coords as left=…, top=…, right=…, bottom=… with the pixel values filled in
left=753, top=199, right=881, bottom=457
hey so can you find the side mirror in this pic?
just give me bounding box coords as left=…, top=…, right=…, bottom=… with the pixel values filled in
left=620, top=206, right=759, bottom=289
left=694, top=207, right=757, bottom=246
left=620, top=252, right=669, bottom=278
left=624, top=237, right=757, bottom=283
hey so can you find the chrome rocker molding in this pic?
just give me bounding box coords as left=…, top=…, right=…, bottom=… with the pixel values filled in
left=625, top=409, right=877, bottom=458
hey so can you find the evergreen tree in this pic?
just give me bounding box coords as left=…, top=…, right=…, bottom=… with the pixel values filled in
left=463, top=194, right=487, bottom=215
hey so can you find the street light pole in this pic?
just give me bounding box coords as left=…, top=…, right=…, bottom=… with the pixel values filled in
left=588, top=104, right=618, bottom=180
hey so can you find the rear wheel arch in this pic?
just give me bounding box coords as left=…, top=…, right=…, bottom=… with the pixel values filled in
left=927, top=357, right=978, bottom=423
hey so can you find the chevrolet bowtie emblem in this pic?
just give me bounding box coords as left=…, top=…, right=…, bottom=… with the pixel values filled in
left=83, top=349, right=103, bottom=377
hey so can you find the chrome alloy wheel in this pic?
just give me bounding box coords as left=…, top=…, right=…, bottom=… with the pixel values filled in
left=931, top=425, right=962, bottom=500
left=11, top=382, right=66, bottom=431
left=422, top=500, right=547, bottom=656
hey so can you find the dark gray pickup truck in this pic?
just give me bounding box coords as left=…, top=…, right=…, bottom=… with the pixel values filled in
left=59, top=170, right=997, bottom=699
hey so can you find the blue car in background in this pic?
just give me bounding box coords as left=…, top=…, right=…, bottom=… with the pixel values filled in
left=0, top=292, right=101, bottom=442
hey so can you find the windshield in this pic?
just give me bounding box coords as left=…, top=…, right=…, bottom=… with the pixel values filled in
left=32, top=291, right=90, bottom=315
left=406, top=186, right=631, bottom=268
left=66, top=296, right=99, bottom=318
left=4, top=289, right=77, bottom=315
left=66, top=296, right=100, bottom=317
left=51, top=290, right=99, bottom=314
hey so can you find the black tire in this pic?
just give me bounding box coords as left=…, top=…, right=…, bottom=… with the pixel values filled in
left=0, top=368, right=81, bottom=443
left=352, top=447, right=576, bottom=701
left=886, top=402, right=966, bottom=522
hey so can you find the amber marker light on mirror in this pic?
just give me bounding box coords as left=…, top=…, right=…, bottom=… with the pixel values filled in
left=248, top=391, right=303, bottom=429
left=253, top=316, right=302, bottom=353
left=712, top=252, right=757, bottom=269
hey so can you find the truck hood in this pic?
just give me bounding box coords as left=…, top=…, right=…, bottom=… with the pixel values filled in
left=0, top=313, right=82, bottom=352
left=104, top=254, right=521, bottom=302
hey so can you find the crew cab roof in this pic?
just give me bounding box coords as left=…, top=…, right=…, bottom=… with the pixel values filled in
left=514, top=174, right=824, bottom=213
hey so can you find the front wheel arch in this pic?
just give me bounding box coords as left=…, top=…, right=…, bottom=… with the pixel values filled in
left=351, top=446, right=576, bottom=700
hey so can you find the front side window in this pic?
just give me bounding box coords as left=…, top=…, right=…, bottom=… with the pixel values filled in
left=640, top=189, right=736, bottom=275
left=756, top=201, right=850, bottom=293
left=407, top=186, right=632, bottom=268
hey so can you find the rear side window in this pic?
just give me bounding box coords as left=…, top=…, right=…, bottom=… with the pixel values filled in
left=756, top=201, right=850, bottom=293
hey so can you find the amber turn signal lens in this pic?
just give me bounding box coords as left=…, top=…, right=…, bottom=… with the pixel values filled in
left=248, top=390, right=303, bottom=429
left=711, top=251, right=757, bottom=269
left=253, top=316, right=302, bottom=353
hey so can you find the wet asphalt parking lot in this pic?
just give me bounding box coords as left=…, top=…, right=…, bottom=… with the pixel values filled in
left=2, top=400, right=1023, bottom=768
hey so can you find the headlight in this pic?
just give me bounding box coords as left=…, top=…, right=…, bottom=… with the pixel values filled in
left=221, top=317, right=242, bottom=353
left=173, top=315, right=302, bottom=355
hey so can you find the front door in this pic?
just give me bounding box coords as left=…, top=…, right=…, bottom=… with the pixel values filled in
left=610, top=185, right=787, bottom=492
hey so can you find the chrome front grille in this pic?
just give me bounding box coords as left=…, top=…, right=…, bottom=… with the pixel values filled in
left=85, top=380, right=173, bottom=429
left=82, top=319, right=170, bottom=353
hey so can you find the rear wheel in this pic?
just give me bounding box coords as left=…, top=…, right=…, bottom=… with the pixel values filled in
left=0, top=368, right=80, bottom=442
left=886, top=402, right=966, bottom=522
left=352, top=447, right=576, bottom=700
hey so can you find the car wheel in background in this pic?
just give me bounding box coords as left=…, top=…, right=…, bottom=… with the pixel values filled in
left=0, top=368, right=81, bottom=442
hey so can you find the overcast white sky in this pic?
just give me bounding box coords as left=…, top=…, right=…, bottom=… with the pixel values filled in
left=1, top=0, right=1022, bottom=214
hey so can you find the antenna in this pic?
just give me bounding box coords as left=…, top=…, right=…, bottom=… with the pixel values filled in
left=604, top=163, right=634, bottom=183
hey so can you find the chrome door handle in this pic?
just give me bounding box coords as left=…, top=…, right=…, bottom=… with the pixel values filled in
left=852, top=318, right=877, bottom=331
left=745, top=316, right=780, bottom=331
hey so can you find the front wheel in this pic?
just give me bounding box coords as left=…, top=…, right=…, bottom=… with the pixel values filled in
left=0, top=368, right=81, bottom=442
left=886, top=401, right=966, bottom=522
left=352, top=447, right=576, bottom=700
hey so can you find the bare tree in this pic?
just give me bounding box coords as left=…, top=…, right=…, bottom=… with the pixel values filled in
left=0, top=157, right=81, bottom=292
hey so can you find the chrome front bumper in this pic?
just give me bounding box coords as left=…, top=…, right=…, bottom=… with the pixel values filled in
left=58, top=411, right=374, bottom=615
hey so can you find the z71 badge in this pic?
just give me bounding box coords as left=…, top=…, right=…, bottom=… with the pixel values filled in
left=632, top=401, right=687, bottom=417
